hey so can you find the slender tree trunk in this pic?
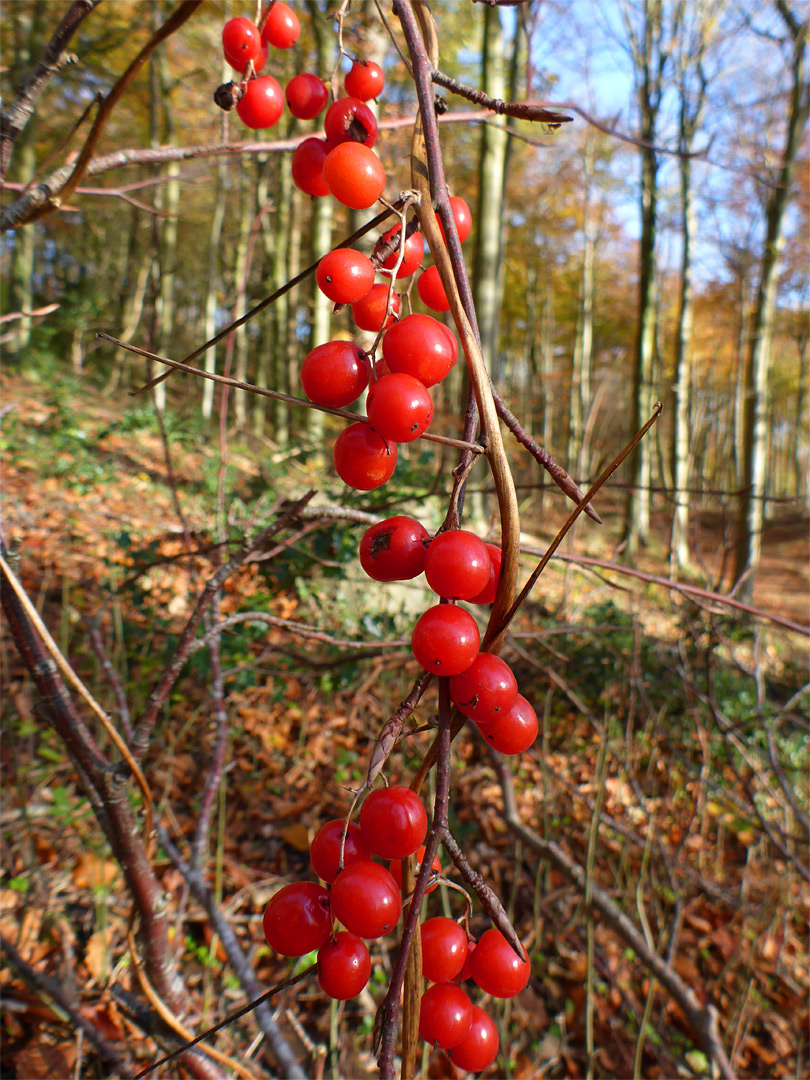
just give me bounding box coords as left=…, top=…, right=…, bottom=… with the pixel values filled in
left=307, top=194, right=333, bottom=441
left=472, top=3, right=507, bottom=372
left=568, top=137, right=596, bottom=478
left=735, top=2, right=809, bottom=599
left=672, top=151, right=698, bottom=572
left=271, top=155, right=291, bottom=447
left=732, top=276, right=749, bottom=486
left=233, top=173, right=251, bottom=428
left=794, top=332, right=809, bottom=509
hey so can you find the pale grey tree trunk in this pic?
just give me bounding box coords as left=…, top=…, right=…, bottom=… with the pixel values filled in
left=472, top=3, right=507, bottom=372
left=735, top=0, right=809, bottom=600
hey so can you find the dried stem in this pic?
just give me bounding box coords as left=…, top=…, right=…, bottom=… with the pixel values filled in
left=431, top=68, right=572, bottom=126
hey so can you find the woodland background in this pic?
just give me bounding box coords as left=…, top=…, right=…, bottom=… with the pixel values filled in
left=0, top=1, right=808, bottom=1079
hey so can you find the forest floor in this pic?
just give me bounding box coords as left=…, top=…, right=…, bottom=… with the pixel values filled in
left=1, top=368, right=808, bottom=1080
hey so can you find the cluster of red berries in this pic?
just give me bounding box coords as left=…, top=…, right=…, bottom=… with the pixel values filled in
left=300, top=195, right=472, bottom=492
left=360, top=517, right=539, bottom=755
left=220, top=7, right=388, bottom=210
left=263, top=787, right=529, bottom=1070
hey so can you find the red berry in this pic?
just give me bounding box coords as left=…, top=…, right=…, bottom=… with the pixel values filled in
left=438, top=196, right=473, bottom=244
left=317, top=932, right=371, bottom=999
left=316, top=249, right=375, bottom=304
left=286, top=72, right=328, bottom=119
left=324, top=97, right=378, bottom=148
left=367, top=373, right=433, bottom=443
left=261, top=2, right=300, bottom=49
left=449, top=1004, right=499, bottom=1071
left=417, top=265, right=450, bottom=312
left=411, top=605, right=480, bottom=676
left=379, top=225, right=424, bottom=278
left=478, top=694, right=538, bottom=754
left=359, top=516, right=429, bottom=582
left=382, top=313, right=456, bottom=387
left=292, top=137, right=330, bottom=197
left=449, top=653, right=518, bottom=724
left=333, top=423, right=397, bottom=490
left=389, top=845, right=442, bottom=894
left=468, top=543, right=502, bottom=605
left=300, top=341, right=370, bottom=408
left=419, top=983, right=472, bottom=1049
left=262, top=882, right=332, bottom=956
left=459, top=937, right=477, bottom=982
left=424, top=530, right=490, bottom=601
left=359, top=786, right=427, bottom=860
left=323, top=143, right=386, bottom=209
left=222, top=17, right=261, bottom=72
left=421, top=918, right=468, bottom=983
left=469, top=928, right=530, bottom=998
left=236, top=75, right=284, bottom=129
left=309, top=819, right=371, bottom=884
left=352, top=283, right=400, bottom=332
left=345, top=59, right=385, bottom=101
left=331, top=861, right=402, bottom=938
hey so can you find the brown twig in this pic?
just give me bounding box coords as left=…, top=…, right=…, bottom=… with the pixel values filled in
left=0, top=933, right=133, bottom=1075
left=431, top=68, right=572, bottom=126
left=157, top=828, right=307, bottom=1080
left=0, top=0, right=102, bottom=178
left=491, top=751, right=737, bottom=1080
left=130, top=494, right=315, bottom=759
left=97, top=332, right=483, bottom=454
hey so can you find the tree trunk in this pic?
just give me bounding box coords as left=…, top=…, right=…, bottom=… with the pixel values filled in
left=794, top=330, right=809, bottom=509
left=233, top=173, right=252, bottom=428
left=568, top=137, right=596, bottom=479
left=734, top=2, right=809, bottom=599
left=472, top=3, right=507, bottom=372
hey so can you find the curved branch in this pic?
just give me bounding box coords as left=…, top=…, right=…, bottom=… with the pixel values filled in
left=0, top=0, right=102, bottom=178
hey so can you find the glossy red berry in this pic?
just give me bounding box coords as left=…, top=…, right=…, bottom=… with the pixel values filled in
left=359, top=786, right=427, bottom=860
left=324, top=143, right=386, bottom=209
left=469, top=928, right=530, bottom=998
left=421, top=918, right=468, bottom=983
left=419, top=984, right=472, bottom=1049
left=359, top=516, right=429, bottom=582
left=389, top=845, right=442, bottom=894
left=424, top=530, right=491, bottom=601
left=379, top=225, right=424, bottom=278
left=324, top=97, right=378, bottom=148
left=438, top=196, right=473, bottom=244
left=449, top=1004, right=499, bottom=1071
left=411, top=605, right=480, bottom=676
left=292, top=137, right=330, bottom=197
left=367, top=373, right=433, bottom=443
left=417, top=265, right=450, bottom=312
left=382, top=314, right=457, bottom=388
left=333, top=423, right=397, bottom=490
left=261, top=2, right=300, bottom=49
left=345, top=59, right=385, bottom=101
left=309, top=819, right=371, bottom=884
left=316, top=249, right=375, bottom=304
left=236, top=75, right=284, bottom=129
left=300, top=341, right=369, bottom=408
left=458, top=937, right=477, bottom=982
left=331, top=861, right=402, bottom=938
left=449, top=653, right=518, bottom=724
left=468, top=543, right=503, bottom=605
left=262, top=882, right=332, bottom=956
left=317, top=932, right=371, bottom=999
left=222, top=17, right=261, bottom=71
left=286, top=72, right=328, bottom=119
left=352, top=284, right=400, bottom=332
left=478, top=694, right=538, bottom=754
